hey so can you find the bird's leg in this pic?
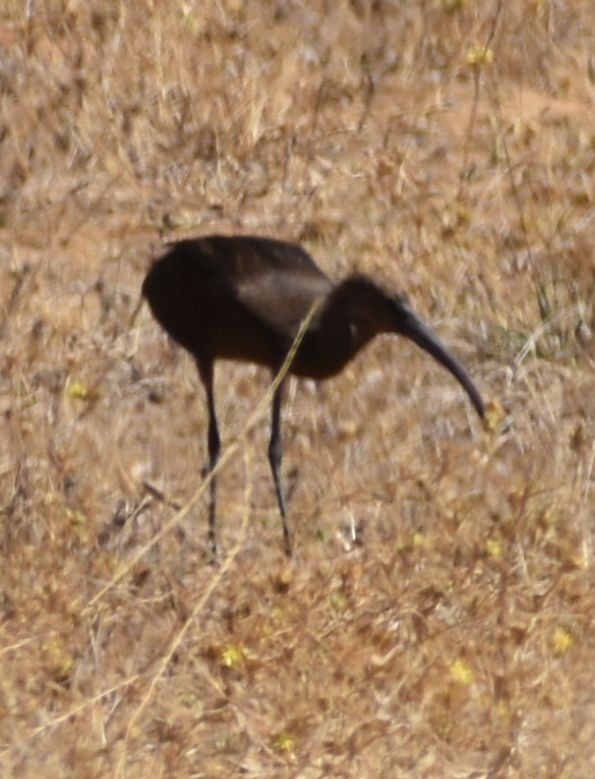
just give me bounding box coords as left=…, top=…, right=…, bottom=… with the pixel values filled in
left=197, top=359, right=220, bottom=557
left=268, top=379, right=292, bottom=556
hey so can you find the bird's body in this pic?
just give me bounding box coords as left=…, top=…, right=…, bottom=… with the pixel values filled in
left=143, top=236, right=333, bottom=377
left=142, top=234, right=485, bottom=556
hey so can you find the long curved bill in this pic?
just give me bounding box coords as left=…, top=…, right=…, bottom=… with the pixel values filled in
left=398, top=305, right=485, bottom=419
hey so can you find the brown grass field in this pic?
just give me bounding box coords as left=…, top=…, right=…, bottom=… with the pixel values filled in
left=1, top=1, right=594, bottom=776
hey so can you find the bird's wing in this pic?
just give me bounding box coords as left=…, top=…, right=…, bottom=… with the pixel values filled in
left=236, top=271, right=332, bottom=338
left=231, top=240, right=333, bottom=338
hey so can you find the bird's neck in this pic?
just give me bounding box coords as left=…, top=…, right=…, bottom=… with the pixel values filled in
left=293, top=308, right=376, bottom=380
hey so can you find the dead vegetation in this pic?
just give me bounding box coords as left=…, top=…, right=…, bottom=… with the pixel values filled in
left=0, top=1, right=593, bottom=776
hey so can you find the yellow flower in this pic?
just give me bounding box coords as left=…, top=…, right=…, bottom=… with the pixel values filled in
left=220, top=644, right=245, bottom=668
left=66, top=508, right=87, bottom=526
left=274, top=732, right=296, bottom=753
left=66, top=379, right=89, bottom=400
left=553, top=627, right=573, bottom=654
left=450, top=659, right=474, bottom=685
left=484, top=399, right=504, bottom=431
left=467, top=45, right=495, bottom=66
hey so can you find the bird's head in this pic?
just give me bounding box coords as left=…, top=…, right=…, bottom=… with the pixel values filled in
left=335, top=274, right=485, bottom=419
left=334, top=275, right=405, bottom=336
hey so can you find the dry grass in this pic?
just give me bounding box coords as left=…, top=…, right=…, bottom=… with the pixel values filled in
left=1, top=1, right=594, bottom=776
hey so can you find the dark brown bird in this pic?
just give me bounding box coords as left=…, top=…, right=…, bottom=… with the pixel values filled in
left=142, top=235, right=484, bottom=556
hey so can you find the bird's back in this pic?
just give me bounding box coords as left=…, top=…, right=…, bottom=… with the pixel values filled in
left=142, top=235, right=333, bottom=367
